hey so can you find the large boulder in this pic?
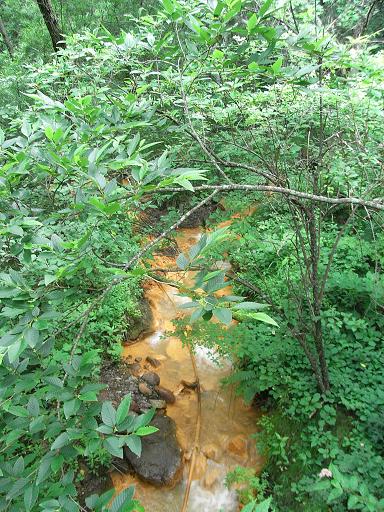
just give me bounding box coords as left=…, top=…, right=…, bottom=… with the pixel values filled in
left=125, top=299, right=153, bottom=343
left=124, top=415, right=183, bottom=486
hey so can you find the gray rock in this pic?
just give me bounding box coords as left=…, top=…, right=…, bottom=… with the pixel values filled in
left=124, top=415, right=183, bottom=486
left=142, top=372, right=160, bottom=387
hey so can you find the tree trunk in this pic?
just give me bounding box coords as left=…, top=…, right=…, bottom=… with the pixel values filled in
left=0, top=17, right=13, bottom=58
left=35, top=0, right=66, bottom=52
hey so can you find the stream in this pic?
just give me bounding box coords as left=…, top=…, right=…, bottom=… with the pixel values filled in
left=112, top=225, right=263, bottom=511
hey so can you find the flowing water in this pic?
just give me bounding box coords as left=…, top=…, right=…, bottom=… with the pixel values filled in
left=112, top=225, right=263, bottom=511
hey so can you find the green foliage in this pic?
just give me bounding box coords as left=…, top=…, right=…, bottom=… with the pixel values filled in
left=0, top=0, right=383, bottom=511
left=206, top=203, right=384, bottom=510
left=86, top=485, right=144, bottom=512
left=226, top=466, right=271, bottom=508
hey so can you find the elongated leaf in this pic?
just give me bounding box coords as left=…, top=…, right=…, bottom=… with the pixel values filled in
left=27, top=397, right=40, bottom=417
left=251, top=312, right=279, bottom=327
left=213, top=308, right=232, bottom=325
left=44, top=376, right=63, bottom=388
left=247, top=13, right=258, bottom=32
left=110, top=486, right=135, bottom=512
left=191, top=307, right=204, bottom=322
left=232, top=302, right=268, bottom=310
left=51, top=432, right=70, bottom=450
left=104, top=437, right=124, bottom=458
left=116, top=395, right=132, bottom=426
left=24, top=327, right=39, bottom=347
left=24, top=485, right=38, bottom=511
left=101, top=401, right=116, bottom=427
left=176, top=253, right=189, bottom=270
left=179, top=301, right=199, bottom=309
left=135, top=426, right=159, bottom=436
left=255, top=497, right=272, bottom=511
left=37, top=455, right=54, bottom=484
left=258, top=0, right=274, bottom=17
left=125, top=434, right=142, bottom=457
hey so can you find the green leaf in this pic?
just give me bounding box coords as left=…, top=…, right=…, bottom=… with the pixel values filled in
left=132, top=408, right=156, bottom=430
left=24, top=327, right=40, bottom=347
left=242, top=502, right=257, bottom=512
left=180, top=301, right=200, bottom=309
left=247, top=13, right=258, bottom=32
left=24, top=485, right=38, bottom=511
left=27, top=397, right=40, bottom=417
left=162, top=0, right=176, bottom=14
left=101, top=401, right=116, bottom=427
left=232, top=302, right=268, bottom=310
left=116, top=395, right=132, bottom=425
left=13, top=456, right=25, bottom=475
left=271, top=56, right=283, bottom=74
left=213, top=308, right=232, bottom=325
left=258, top=0, right=274, bottom=18
left=212, top=49, right=224, bottom=60
left=45, top=126, right=54, bottom=141
left=37, top=455, right=54, bottom=484
left=176, top=253, right=189, bottom=270
left=255, top=497, right=272, bottom=511
left=190, top=307, right=204, bottom=322
left=125, top=434, right=142, bottom=457
left=44, top=274, right=56, bottom=286
left=96, top=425, right=114, bottom=434
left=110, top=486, right=135, bottom=512
left=104, top=436, right=124, bottom=458
left=51, top=432, right=70, bottom=450
left=250, top=312, right=279, bottom=326
left=135, top=426, right=159, bottom=436
left=44, top=376, right=63, bottom=388
left=7, top=405, right=29, bottom=417
left=347, top=495, right=360, bottom=509
left=327, top=486, right=343, bottom=502
left=63, top=399, right=81, bottom=418
left=0, top=287, right=19, bottom=298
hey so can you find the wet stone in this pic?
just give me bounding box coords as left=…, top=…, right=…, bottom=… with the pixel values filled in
left=202, top=443, right=221, bottom=462
left=146, top=356, right=161, bottom=368
left=142, top=372, right=160, bottom=387
left=124, top=415, right=183, bottom=486
left=155, top=385, right=176, bottom=404
left=127, top=363, right=142, bottom=377
left=130, top=400, right=140, bottom=413
left=138, top=382, right=152, bottom=396
left=227, top=435, right=248, bottom=459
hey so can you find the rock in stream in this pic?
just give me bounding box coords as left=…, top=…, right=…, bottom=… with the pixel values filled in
left=124, top=415, right=183, bottom=486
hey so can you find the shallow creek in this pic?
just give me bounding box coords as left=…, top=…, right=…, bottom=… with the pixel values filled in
left=112, top=225, right=263, bottom=511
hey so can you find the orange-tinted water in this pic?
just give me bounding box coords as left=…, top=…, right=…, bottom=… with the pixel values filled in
left=112, top=225, right=263, bottom=511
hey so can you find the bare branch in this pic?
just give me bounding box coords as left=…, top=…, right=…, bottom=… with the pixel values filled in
left=155, top=184, right=384, bottom=211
